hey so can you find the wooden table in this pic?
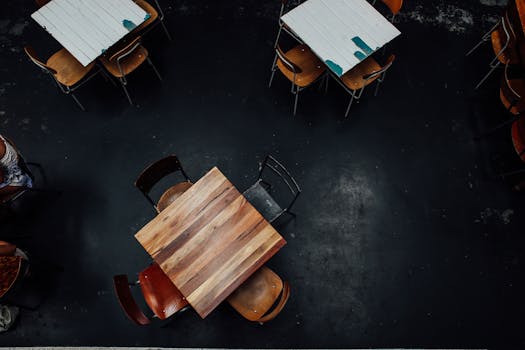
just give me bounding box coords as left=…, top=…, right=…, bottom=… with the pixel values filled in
left=31, top=0, right=149, bottom=67
left=0, top=256, right=22, bottom=298
left=135, top=167, right=287, bottom=318
left=281, top=0, right=401, bottom=77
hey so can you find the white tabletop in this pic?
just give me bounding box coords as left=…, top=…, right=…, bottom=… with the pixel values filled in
left=281, top=0, right=401, bottom=76
left=31, top=0, right=149, bottom=67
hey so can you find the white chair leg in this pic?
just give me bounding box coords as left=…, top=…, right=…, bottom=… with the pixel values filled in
left=475, top=61, right=500, bottom=90
left=345, top=92, right=355, bottom=118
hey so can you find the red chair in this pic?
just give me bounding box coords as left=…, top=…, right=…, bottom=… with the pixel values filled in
left=113, top=263, right=189, bottom=325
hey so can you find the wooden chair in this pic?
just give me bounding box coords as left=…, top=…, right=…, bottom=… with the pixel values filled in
left=332, top=54, right=395, bottom=117
left=243, top=155, right=301, bottom=224
left=269, top=44, right=326, bottom=115
left=227, top=266, right=290, bottom=324
left=134, top=155, right=192, bottom=213
left=24, top=47, right=101, bottom=111
left=134, top=0, right=172, bottom=40
left=466, top=13, right=519, bottom=90
left=99, top=36, right=162, bottom=105
left=371, top=0, right=403, bottom=22
left=113, top=263, right=189, bottom=325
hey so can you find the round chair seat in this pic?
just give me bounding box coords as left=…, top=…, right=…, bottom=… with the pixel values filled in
left=157, top=181, right=193, bottom=212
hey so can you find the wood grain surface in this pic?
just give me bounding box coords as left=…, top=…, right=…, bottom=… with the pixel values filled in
left=135, top=167, right=286, bottom=318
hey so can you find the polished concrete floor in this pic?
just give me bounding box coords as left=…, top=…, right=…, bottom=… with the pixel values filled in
left=1, top=0, right=524, bottom=348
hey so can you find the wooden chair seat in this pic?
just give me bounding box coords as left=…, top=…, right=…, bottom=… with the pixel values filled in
left=491, top=28, right=519, bottom=65
left=157, top=181, right=193, bottom=212
left=276, top=44, right=325, bottom=88
left=227, top=266, right=290, bottom=323
left=46, top=49, right=96, bottom=87
left=139, top=263, right=188, bottom=319
left=134, top=0, right=159, bottom=32
left=0, top=256, right=22, bottom=298
left=340, top=57, right=382, bottom=91
left=512, top=118, right=525, bottom=162
left=100, top=45, right=148, bottom=78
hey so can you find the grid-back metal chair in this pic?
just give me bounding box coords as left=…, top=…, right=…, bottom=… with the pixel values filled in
left=99, top=36, right=162, bottom=105
left=134, top=155, right=192, bottom=213
left=243, top=155, right=301, bottom=224
left=332, top=54, right=395, bottom=117
left=24, top=47, right=102, bottom=111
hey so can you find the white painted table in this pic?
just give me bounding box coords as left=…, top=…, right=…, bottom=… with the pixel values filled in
left=31, top=0, right=149, bottom=67
left=281, top=0, right=401, bottom=76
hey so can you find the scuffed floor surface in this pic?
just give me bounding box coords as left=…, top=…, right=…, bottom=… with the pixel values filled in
left=0, top=0, right=524, bottom=348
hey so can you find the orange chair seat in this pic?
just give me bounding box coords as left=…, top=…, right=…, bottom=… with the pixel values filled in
left=0, top=256, right=22, bottom=298
left=500, top=75, right=525, bottom=115
left=491, top=28, right=519, bottom=65
left=46, top=49, right=96, bottom=87
left=139, top=263, right=188, bottom=320
left=157, top=181, right=193, bottom=212
left=340, top=57, right=382, bottom=91
left=100, top=46, right=148, bottom=78
left=227, top=266, right=287, bottom=322
left=512, top=118, right=525, bottom=162
left=134, top=0, right=159, bottom=32
left=277, top=44, right=325, bottom=88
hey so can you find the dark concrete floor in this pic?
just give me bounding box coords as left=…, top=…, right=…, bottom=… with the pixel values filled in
left=1, top=0, right=525, bottom=347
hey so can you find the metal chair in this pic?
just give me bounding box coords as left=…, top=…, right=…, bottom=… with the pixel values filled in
left=24, top=47, right=101, bottom=111
left=243, top=155, right=301, bottom=224
left=466, top=13, right=519, bottom=90
left=113, top=263, right=189, bottom=325
left=227, top=266, right=290, bottom=324
left=134, top=155, right=192, bottom=214
left=332, top=54, right=395, bottom=117
left=371, top=0, right=403, bottom=22
left=99, top=36, right=162, bottom=105
left=133, top=0, right=172, bottom=40
left=269, top=44, right=326, bottom=115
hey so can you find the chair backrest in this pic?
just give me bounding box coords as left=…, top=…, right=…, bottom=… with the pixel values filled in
left=363, top=54, right=395, bottom=81
left=500, top=61, right=525, bottom=114
left=139, top=263, right=189, bottom=319
left=227, top=266, right=290, bottom=323
left=275, top=45, right=302, bottom=74
left=382, top=0, right=402, bottom=16
left=113, top=274, right=151, bottom=325
left=23, top=47, right=57, bottom=75
left=258, top=155, right=301, bottom=212
left=135, top=155, right=190, bottom=196
left=109, top=36, right=142, bottom=62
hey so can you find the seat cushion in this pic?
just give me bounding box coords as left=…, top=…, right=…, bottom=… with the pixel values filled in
left=340, top=56, right=382, bottom=91
left=47, top=49, right=96, bottom=87
left=139, top=263, right=188, bottom=319
left=227, top=266, right=283, bottom=321
left=157, top=181, right=193, bottom=212
left=99, top=45, right=148, bottom=78
left=243, top=181, right=282, bottom=222
left=276, top=44, right=326, bottom=88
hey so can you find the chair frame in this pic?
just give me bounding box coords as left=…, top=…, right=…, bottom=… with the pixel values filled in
left=24, top=47, right=103, bottom=111
left=134, top=155, right=191, bottom=213
left=331, top=55, right=395, bottom=118
left=137, top=0, right=172, bottom=40
left=274, top=0, right=304, bottom=48
left=248, top=155, right=301, bottom=223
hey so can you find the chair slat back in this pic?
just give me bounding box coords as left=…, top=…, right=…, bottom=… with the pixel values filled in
left=275, top=45, right=302, bottom=74
left=109, top=36, right=142, bottom=62
left=135, top=155, right=189, bottom=195
left=113, top=275, right=151, bottom=325
left=258, top=155, right=301, bottom=211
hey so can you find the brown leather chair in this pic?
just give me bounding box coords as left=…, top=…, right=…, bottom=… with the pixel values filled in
left=113, top=263, right=189, bottom=325
left=134, top=155, right=193, bottom=213
left=227, top=266, right=290, bottom=324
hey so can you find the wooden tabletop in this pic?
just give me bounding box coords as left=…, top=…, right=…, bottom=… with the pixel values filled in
left=0, top=256, right=22, bottom=298
left=135, top=167, right=286, bottom=318
left=31, top=0, right=148, bottom=66
left=281, top=0, right=401, bottom=76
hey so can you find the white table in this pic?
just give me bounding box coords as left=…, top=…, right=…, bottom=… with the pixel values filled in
left=31, top=0, right=149, bottom=67
left=281, top=0, right=401, bottom=77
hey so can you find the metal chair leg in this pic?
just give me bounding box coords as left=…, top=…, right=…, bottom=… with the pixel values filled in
left=475, top=61, right=500, bottom=90
left=119, top=78, right=133, bottom=105
left=374, top=79, right=382, bottom=96
left=160, top=20, right=172, bottom=41
left=269, top=55, right=278, bottom=87
left=147, top=57, right=162, bottom=81
left=70, top=93, right=85, bottom=111
left=293, top=89, right=300, bottom=116
left=474, top=115, right=520, bottom=140
left=345, top=92, right=355, bottom=118
left=500, top=168, right=525, bottom=179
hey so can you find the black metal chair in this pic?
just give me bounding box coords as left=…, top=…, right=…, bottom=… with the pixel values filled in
left=243, top=155, right=301, bottom=224
left=134, top=155, right=192, bottom=214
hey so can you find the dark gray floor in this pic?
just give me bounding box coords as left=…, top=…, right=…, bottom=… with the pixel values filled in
left=1, top=0, right=525, bottom=347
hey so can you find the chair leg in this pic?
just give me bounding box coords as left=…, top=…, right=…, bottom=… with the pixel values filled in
left=374, top=79, right=382, bottom=96
left=269, top=55, right=278, bottom=88
left=147, top=57, right=162, bottom=82
left=293, top=89, right=300, bottom=116
left=160, top=20, right=172, bottom=41
left=274, top=25, right=283, bottom=49
left=474, top=115, right=520, bottom=140
left=475, top=61, right=500, bottom=90
left=70, top=93, right=86, bottom=111
left=500, top=168, right=525, bottom=179
left=345, top=92, right=356, bottom=118
left=119, top=78, right=133, bottom=105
